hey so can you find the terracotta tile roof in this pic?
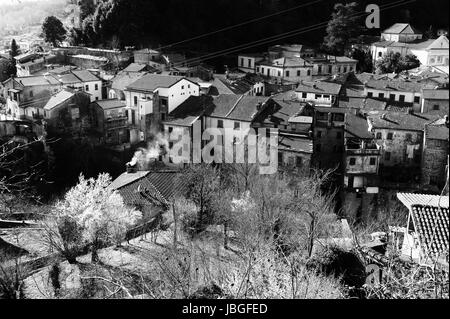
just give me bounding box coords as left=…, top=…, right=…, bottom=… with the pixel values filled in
left=110, top=170, right=189, bottom=208
left=382, top=23, right=418, bottom=34
left=93, top=99, right=126, bottom=111
left=278, top=133, right=313, bottom=154
left=126, top=74, right=186, bottom=92
left=72, top=70, right=101, bottom=82
left=296, top=81, right=342, bottom=95
left=165, top=95, right=214, bottom=127
left=43, top=90, right=75, bottom=111
left=344, top=113, right=374, bottom=139
left=425, top=124, right=449, bottom=140
left=365, top=79, right=432, bottom=92
left=422, top=89, right=449, bottom=100
left=111, top=71, right=148, bottom=91
left=206, top=94, right=270, bottom=122
left=411, top=205, right=449, bottom=257
left=367, top=111, right=439, bottom=131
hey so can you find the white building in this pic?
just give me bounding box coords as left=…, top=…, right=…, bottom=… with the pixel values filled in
left=124, top=74, right=199, bottom=143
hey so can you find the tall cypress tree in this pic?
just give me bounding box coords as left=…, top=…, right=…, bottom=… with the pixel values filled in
left=10, top=39, right=19, bottom=58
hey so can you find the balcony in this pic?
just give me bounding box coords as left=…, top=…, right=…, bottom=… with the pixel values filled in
left=346, top=148, right=380, bottom=155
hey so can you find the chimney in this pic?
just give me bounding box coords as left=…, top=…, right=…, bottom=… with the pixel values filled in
left=126, top=160, right=137, bottom=173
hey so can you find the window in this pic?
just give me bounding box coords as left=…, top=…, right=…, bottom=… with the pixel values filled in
left=399, top=95, right=405, bottom=102
left=217, top=119, right=223, bottom=128
left=296, top=156, right=303, bottom=167
left=378, top=93, right=384, bottom=99
left=414, top=96, right=420, bottom=104
left=234, top=121, right=240, bottom=130
left=297, top=70, right=301, bottom=76
left=95, top=84, right=99, bottom=91
left=134, top=96, right=138, bottom=106
left=85, top=85, right=89, bottom=91
left=315, top=144, right=321, bottom=152
left=333, top=113, right=345, bottom=122
left=389, top=94, right=395, bottom=100
left=302, top=92, right=307, bottom=98
left=387, top=132, right=393, bottom=140
left=376, top=132, right=382, bottom=139
left=349, top=158, right=356, bottom=165
left=370, top=157, right=376, bottom=165
left=433, top=104, right=440, bottom=110
left=285, top=70, right=290, bottom=77
left=385, top=151, right=391, bottom=160
left=367, top=92, right=373, bottom=97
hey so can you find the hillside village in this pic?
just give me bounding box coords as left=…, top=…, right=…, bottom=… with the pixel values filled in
left=0, top=2, right=449, bottom=300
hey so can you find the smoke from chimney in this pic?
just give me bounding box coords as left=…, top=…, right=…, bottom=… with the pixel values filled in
left=127, top=132, right=170, bottom=172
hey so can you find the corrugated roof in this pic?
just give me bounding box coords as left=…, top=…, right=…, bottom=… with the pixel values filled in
left=397, top=193, right=449, bottom=209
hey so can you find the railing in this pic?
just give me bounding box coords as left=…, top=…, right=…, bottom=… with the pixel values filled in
left=346, top=148, right=380, bottom=155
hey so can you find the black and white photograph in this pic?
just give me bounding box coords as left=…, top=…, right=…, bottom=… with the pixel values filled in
left=0, top=0, right=448, bottom=306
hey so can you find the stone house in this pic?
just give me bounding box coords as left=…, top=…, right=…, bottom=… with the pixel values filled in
left=367, top=111, right=440, bottom=182
left=420, top=89, right=449, bottom=114
left=43, top=89, right=92, bottom=136
left=91, top=99, right=130, bottom=146
left=343, top=113, right=380, bottom=191
left=421, top=119, right=449, bottom=189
